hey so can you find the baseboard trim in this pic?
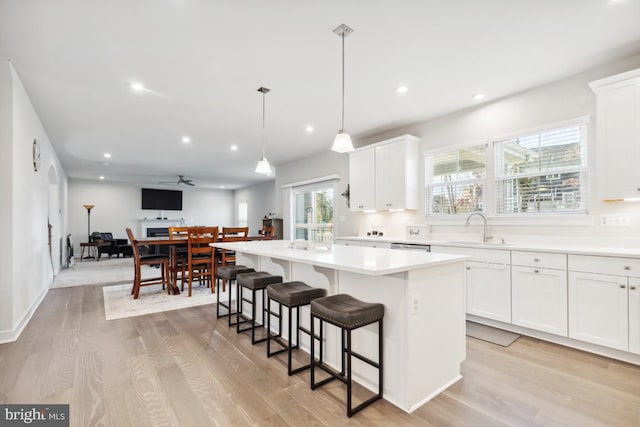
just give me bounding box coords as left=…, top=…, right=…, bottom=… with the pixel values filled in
left=0, top=285, right=49, bottom=344
left=467, top=315, right=640, bottom=366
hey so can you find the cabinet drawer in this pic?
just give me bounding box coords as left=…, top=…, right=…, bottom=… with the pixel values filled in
left=569, top=254, right=640, bottom=277
left=430, top=245, right=510, bottom=264
left=511, top=251, right=567, bottom=270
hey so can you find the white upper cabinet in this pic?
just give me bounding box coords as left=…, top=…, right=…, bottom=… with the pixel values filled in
left=589, top=69, right=640, bottom=200
left=348, top=148, right=376, bottom=211
left=349, top=135, right=420, bottom=212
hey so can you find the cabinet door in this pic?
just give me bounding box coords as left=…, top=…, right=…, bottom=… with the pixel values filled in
left=375, top=142, right=405, bottom=210
left=568, top=272, right=628, bottom=351
left=630, top=277, right=640, bottom=355
left=466, top=261, right=511, bottom=323
left=596, top=81, right=640, bottom=199
left=512, top=266, right=567, bottom=336
left=349, top=148, right=375, bottom=211
left=334, top=239, right=360, bottom=246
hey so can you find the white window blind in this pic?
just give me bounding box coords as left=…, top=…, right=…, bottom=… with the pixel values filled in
left=426, top=144, right=487, bottom=215
left=494, top=124, right=587, bottom=214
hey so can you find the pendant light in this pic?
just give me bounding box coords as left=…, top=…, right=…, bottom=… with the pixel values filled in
left=331, top=24, right=354, bottom=153
left=255, top=86, right=272, bottom=175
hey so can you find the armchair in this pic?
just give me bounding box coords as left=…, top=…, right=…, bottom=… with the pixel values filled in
left=97, top=232, right=130, bottom=259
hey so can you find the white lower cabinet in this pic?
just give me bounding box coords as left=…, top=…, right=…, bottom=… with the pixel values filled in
left=466, top=261, right=511, bottom=323
left=630, top=277, right=640, bottom=355
left=568, top=271, right=629, bottom=351
left=512, top=266, right=568, bottom=336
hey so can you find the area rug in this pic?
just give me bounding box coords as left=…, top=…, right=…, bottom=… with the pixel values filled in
left=103, top=282, right=230, bottom=320
left=466, top=321, right=520, bottom=347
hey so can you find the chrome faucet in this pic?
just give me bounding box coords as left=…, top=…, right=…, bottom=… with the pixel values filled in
left=465, top=212, right=491, bottom=243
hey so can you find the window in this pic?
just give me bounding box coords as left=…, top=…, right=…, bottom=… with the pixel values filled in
left=238, top=202, right=248, bottom=227
left=495, top=124, right=587, bottom=214
left=292, top=182, right=335, bottom=242
left=426, top=144, right=487, bottom=215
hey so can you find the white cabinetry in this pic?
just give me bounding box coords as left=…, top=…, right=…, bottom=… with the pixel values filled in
left=348, top=135, right=419, bottom=212
left=374, top=137, right=419, bottom=210
left=431, top=245, right=511, bottom=323
left=589, top=69, right=640, bottom=200
left=359, top=241, right=391, bottom=249
left=348, top=148, right=375, bottom=211
left=334, top=239, right=360, bottom=246
left=568, top=254, right=640, bottom=352
left=511, top=251, right=568, bottom=336
left=630, top=277, right=640, bottom=355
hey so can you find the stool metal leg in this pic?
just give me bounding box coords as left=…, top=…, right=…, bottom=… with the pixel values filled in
left=346, top=328, right=353, bottom=417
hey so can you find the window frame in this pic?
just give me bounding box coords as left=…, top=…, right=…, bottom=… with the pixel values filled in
left=288, top=178, right=337, bottom=242
left=425, top=141, right=489, bottom=216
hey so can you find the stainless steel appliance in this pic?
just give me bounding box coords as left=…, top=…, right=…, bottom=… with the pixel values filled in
left=390, top=243, right=431, bottom=252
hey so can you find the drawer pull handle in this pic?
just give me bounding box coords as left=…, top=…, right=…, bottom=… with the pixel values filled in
left=534, top=258, right=540, bottom=262
left=624, top=266, right=631, bottom=270
left=534, top=269, right=539, bottom=274
left=620, top=284, right=626, bottom=289
left=631, top=286, right=637, bottom=290
left=466, top=266, right=471, bottom=270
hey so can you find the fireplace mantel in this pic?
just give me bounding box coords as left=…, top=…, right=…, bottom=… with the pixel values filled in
left=139, top=218, right=184, bottom=236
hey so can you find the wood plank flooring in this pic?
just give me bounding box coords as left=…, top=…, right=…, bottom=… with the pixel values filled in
left=1, top=285, right=638, bottom=426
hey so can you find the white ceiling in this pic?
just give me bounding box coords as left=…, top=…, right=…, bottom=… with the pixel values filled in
left=2, top=0, right=640, bottom=189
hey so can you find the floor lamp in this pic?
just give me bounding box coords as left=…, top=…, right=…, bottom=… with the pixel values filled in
left=83, top=204, right=95, bottom=242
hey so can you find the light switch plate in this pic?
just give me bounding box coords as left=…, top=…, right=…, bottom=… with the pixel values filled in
left=600, top=214, right=631, bottom=227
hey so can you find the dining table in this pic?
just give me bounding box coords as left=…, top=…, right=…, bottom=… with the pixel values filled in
left=134, top=234, right=271, bottom=296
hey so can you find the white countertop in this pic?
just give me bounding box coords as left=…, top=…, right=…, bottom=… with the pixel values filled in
left=213, top=240, right=468, bottom=276
left=338, top=236, right=640, bottom=258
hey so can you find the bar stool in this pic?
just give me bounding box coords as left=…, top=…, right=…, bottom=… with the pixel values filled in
left=266, top=281, right=326, bottom=375
left=236, top=271, right=283, bottom=344
left=215, top=265, right=255, bottom=326
left=310, top=294, right=384, bottom=418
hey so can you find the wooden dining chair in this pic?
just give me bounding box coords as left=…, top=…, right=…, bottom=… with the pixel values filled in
left=217, top=227, right=249, bottom=291
left=125, top=228, right=171, bottom=299
left=187, top=226, right=218, bottom=297
left=168, top=226, right=189, bottom=291
left=260, top=225, right=276, bottom=239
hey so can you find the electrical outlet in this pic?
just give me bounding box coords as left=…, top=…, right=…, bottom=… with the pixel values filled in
left=411, top=294, right=420, bottom=315
left=600, top=214, right=631, bottom=227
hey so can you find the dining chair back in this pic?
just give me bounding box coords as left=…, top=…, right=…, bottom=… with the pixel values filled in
left=125, top=228, right=171, bottom=299
left=187, top=226, right=218, bottom=297
left=220, top=227, right=249, bottom=266
left=168, top=226, right=189, bottom=290
left=260, top=226, right=276, bottom=239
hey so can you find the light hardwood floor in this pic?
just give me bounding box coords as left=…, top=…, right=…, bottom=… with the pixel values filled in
left=1, top=285, right=639, bottom=426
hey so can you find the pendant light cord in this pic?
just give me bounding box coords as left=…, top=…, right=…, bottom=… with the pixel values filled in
left=262, top=90, right=266, bottom=158
left=341, top=32, right=345, bottom=131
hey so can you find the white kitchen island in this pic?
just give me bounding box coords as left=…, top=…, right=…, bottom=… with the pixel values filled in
left=213, top=240, right=468, bottom=413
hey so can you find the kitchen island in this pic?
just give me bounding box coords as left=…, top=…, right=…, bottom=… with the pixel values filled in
left=213, top=240, right=468, bottom=413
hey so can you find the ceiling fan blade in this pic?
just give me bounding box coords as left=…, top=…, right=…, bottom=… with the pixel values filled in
left=184, top=181, right=195, bottom=186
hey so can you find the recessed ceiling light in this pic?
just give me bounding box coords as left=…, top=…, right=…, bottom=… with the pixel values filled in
left=181, top=136, right=191, bottom=144
left=472, top=93, right=486, bottom=101
left=99, top=176, right=105, bottom=180
left=103, top=153, right=111, bottom=158
left=230, top=144, right=238, bottom=151
left=396, top=85, right=409, bottom=94
left=305, top=125, right=314, bottom=133
left=220, top=185, right=225, bottom=189
left=130, top=82, right=145, bottom=92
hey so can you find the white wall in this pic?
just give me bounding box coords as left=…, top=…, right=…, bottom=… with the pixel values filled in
left=68, top=179, right=234, bottom=253
left=275, top=149, right=359, bottom=239
left=0, top=60, right=68, bottom=342
left=233, top=180, right=276, bottom=234
left=345, top=52, right=640, bottom=246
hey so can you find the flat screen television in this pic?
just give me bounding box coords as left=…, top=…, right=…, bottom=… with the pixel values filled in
left=141, top=188, right=183, bottom=211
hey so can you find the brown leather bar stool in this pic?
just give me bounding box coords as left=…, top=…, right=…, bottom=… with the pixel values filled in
left=266, top=281, right=326, bottom=375
left=215, top=265, right=255, bottom=326
left=310, top=294, right=384, bottom=417
left=236, top=271, right=283, bottom=344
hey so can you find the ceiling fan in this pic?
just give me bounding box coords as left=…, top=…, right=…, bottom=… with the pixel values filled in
left=159, top=175, right=195, bottom=186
